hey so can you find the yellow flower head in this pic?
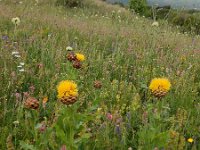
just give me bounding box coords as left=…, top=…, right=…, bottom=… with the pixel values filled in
left=76, top=53, right=85, bottom=61
left=57, top=80, right=78, bottom=99
left=187, top=138, right=194, bottom=143
left=42, top=97, right=48, bottom=104
left=11, top=17, right=20, bottom=26
left=149, top=78, right=171, bottom=98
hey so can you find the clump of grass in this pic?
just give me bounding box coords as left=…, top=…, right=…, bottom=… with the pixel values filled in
left=55, top=0, right=83, bottom=8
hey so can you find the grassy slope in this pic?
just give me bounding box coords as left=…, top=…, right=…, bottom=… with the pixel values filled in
left=1, top=0, right=200, bottom=149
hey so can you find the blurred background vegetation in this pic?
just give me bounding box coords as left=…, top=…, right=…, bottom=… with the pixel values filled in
left=103, top=0, right=200, bottom=35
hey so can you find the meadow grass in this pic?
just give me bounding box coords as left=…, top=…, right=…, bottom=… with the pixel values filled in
left=1, top=0, right=200, bottom=149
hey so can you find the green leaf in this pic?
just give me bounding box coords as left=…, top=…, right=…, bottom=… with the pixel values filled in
left=152, top=132, right=169, bottom=147
left=55, top=125, right=66, bottom=143
left=19, top=141, right=37, bottom=150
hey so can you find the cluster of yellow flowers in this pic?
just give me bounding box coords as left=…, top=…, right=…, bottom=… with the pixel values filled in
left=56, top=77, right=171, bottom=106
left=66, top=51, right=85, bottom=69
left=56, top=49, right=85, bottom=105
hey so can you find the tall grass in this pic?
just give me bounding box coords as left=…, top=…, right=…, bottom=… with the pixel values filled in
left=0, top=0, right=200, bottom=149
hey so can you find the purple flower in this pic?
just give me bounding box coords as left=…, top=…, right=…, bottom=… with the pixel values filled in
left=29, top=85, right=35, bottom=93
left=2, top=35, right=9, bottom=41
left=23, top=92, right=29, bottom=98
left=39, top=122, right=46, bottom=133
left=116, top=117, right=123, bottom=124
left=11, top=71, right=16, bottom=78
left=115, top=125, right=121, bottom=137
left=37, top=63, right=43, bottom=69
left=106, top=113, right=113, bottom=121
left=126, top=112, right=131, bottom=121
left=60, top=145, right=67, bottom=150
left=15, top=93, right=21, bottom=100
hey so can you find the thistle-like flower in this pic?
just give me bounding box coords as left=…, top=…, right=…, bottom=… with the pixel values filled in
left=94, top=80, right=102, bottom=89
left=24, top=97, right=39, bottom=110
left=149, top=78, right=171, bottom=98
left=67, top=52, right=76, bottom=62
left=73, top=60, right=82, bottom=69
left=57, top=80, right=78, bottom=105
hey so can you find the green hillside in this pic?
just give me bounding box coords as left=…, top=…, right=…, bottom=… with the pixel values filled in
left=0, top=0, right=200, bottom=149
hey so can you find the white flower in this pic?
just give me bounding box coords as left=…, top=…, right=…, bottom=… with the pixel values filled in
left=14, top=55, right=21, bottom=58
left=12, top=51, right=19, bottom=55
left=19, top=68, right=25, bottom=72
left=11, top=17, right=20, bottom=26
left=188, top=64, right=193, bottom=70
left=17, top=65, right=23, bottom=68
left=152, top=21, right=159, bottom=27
left=20, top=62, right=25, bottom=66
left=13, top=120, right=19, bottom=125
left=48, top=33, right=52, bottom=37
left=66, top=46, right=73, bottom=51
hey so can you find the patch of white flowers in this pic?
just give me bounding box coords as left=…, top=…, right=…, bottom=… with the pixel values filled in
left=12, top=51, right=21, bottom=58
left=11, top=51, right=25, bottom=72
left=18, top=62, right=25, bottom=72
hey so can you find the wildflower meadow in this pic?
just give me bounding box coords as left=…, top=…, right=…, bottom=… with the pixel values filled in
left=1, top=0, right=200, bottom=149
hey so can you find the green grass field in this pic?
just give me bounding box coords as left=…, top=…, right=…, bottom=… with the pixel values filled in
left=1, top=0, right=200, bottom=149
